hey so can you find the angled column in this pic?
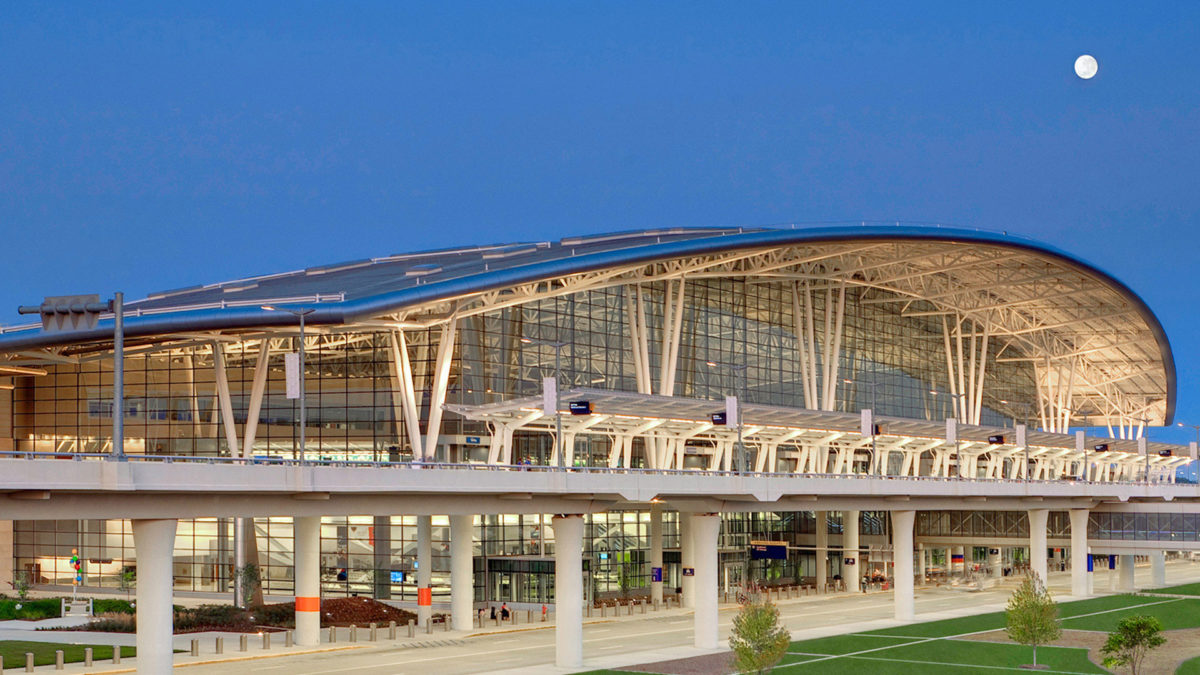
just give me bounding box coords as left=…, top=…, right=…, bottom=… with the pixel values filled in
left=680, top=513, right=694, bottom=608
left=691, top=514, right=721, bottom=649
left=1028, top=509, right=1049, bottom=585
left=649, top=503, right=664, bottom=606
left=1151, top=551, right=1166, bottom=588
left=843, top=510, right=860, bottom=592
left=417, top=515, right=432, bottom=627
left=1069, top=509, right=1090, bottom=598
left=553, top=515, right=585, bottom=668
left=1118, top=554, right=1136, bottom=592
left=891, top=510, right=915, bottom=621
left=294, top=516, right=321, bottom=646
left=815, top=511, right=828, bottom=592
left=450, top=515, right=474, bottom=631
left=132, top=519, right=177, bottom=675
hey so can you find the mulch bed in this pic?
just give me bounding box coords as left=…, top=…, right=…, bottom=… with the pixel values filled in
left=618, top=651, right=733, bottom=675
left=293, top=597, right=420, bottom=627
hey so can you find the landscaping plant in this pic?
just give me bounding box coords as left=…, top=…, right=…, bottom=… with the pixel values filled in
left=729, top=599, right=791, bottom=674
left=1101, top=614, right=1165, bottom=675
left=1004, top=572, right=1061, bottom=669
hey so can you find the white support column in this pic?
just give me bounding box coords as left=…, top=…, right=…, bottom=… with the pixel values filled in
left=952, top=545, right=964, bottom=577
left=294, top=516, right=321, bottom=646
left=417, top=515, right=432, bottom=627
left=917, top=543, right=926, bottom=584
left=989, top=547, right=1002, bottom=580
left=844, top=510, right=860, bottom=592
left=891, top=510, right=915, bottom=622
left=389, top=331, right=424, bottom=455
left=650, top=503, right=664, bottom=606
left=815, top=511, right=828, bottom=592
left=691, top=514, right=721, bottom=650
left=680, top=513, right=694, bottom=608
left=553, top=515, right=585, bottom=668
left=1151, top=551, right=1166, bottom=588
left=132, top=519, right=177, bottom=675
left=1029, top=509, right=1049, bottom=585
left=1118, top=554, right=1136, bottom=592
left=450, top=515, right=474, bottom=631
left=1069, top=509, right=1090, bottom=598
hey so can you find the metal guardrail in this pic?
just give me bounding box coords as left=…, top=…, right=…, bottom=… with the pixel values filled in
left=0, top=450, right=1181, bottom=486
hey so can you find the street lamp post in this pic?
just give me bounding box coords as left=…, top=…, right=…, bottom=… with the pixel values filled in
left=521, top=337, right=568, bottom=468
left=262, top=306, right=316, bottom=464
left=930, top=389, right=966, bottom=476
left=1001, top=399, right=1036, bottom=482
left=707, top=360, right=749, bottom=473
left=844, top=377, right=879, bottom=476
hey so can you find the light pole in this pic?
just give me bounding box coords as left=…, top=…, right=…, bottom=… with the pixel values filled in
left=262, top=306, right=316, bottom=464
left=844, top=377, right=879, bottom=476
left=19, top=293, right=125, bottom=459
left=1000, top=399, right=1035, bottom=482
left=707, top=360, right=749, bottom=473
left=521, top=337, right=568, bottom=468
left=930, top=389, right=966, bottom=477
left=1178, top=422, right=1200, bottom=483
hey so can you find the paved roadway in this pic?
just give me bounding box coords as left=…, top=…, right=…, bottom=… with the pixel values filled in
left=166, top=559, right=1200, bottom=675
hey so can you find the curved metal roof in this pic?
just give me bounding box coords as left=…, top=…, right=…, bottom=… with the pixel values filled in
left=0, top=224, right=1176, bottom=425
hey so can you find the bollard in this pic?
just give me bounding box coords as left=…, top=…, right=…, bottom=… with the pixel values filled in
left=586, top=604, right=592, bottom=618
left=389, top=620, right=397, bottom=639
left=641, top=599, right=646, bottom=614
left=370, top=622, right=378, bottom=641
left=444, top=616, right=450, bottom=632
left=55, top=650, right=63, bottom=670
left=191, top=639, right=199, bottom=656
left=513, top=611, right=518, bottom=626
left=240, top=634, right=248, bottom=652
left=408, top=619, right=415, bottom=637
left=527, top=609, right=532, bottom=624
left=263, top=632, right=271, bottom=649
left=113, top=646, right=121, bottom=665
left=216, top=637, right=224, bottom=654
left=425, top=618, right=432, bottom=635
left=350, top=625, right=357, bottom=643
left=329, top=626, right=337, bottom=643
left=286, top=631, right=293, bottom=648
left=601, top=604, right=606, bottom=618
left=653, top=599, right=659, bottom=611
left=627, top=602, right=633, bottom=616
left=25, top=651, right=34, bottom=673
left=84, top=648, right=93, bottom=667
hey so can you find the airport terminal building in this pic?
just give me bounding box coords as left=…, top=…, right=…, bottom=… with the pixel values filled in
left=0, top=225, right=1187, bottom=613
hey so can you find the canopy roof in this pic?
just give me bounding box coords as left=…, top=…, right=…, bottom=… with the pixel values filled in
left=0, top=224, right=1175, bottom=426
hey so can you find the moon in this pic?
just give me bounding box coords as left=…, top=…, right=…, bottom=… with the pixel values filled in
left=1074, top=54, right=1098, bottom=79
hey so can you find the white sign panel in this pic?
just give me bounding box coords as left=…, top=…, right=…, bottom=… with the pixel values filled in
left=1016, top=424, right=1027, bottom=448
left=542, top=377, right=557, bottom=416
left=725, top=395, right=738, bottom=427
left=861, top=409, right=874, bottom=438
left=284, top=352, right=300, bottom=399
left=945, top=418, right=957, bottom=444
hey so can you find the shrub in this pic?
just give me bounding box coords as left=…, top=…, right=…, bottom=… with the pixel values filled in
left=730, top=600, right=791, bottom=674
left=0, top=598, right=61, bottom=620
left=92, top=599, right=136, bottom=615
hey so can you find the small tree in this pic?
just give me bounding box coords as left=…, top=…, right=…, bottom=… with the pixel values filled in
left=12, top=570, right=31, bottom=600
left=1005, top=573, right=1061, bottom=669
left=1101, top=615, right=1165, bottom=675
left=119, top=567, right=136, bottom=601
left=730, top=600, right=791, bottom=674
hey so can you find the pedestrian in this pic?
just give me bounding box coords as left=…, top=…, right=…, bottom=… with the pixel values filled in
left=500, top=602, right=510, bottom=621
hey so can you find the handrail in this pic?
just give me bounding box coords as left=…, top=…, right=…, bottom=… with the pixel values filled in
left=0, top=451, right=1183, bottom=486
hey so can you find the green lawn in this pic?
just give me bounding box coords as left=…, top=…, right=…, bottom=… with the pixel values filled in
left=0, top=641, right=135, bottom=667
left=1151, top=582, right=1200, bottom=597
left=575, top=593, right=1200, bottom=674
left=1178, top=654, right=1200, bottom=674
left=778, top=639, right=1106, bottom=674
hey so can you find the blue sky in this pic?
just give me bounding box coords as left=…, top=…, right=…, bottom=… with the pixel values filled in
left=2, top=2, right=1198, bottom=439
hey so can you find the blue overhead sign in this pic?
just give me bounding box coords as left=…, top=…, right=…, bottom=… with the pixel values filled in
left=749, top=540, right=788, bottom=560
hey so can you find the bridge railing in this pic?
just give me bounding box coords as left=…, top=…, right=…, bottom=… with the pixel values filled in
left=0, top=450, right=1183, bottom=486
